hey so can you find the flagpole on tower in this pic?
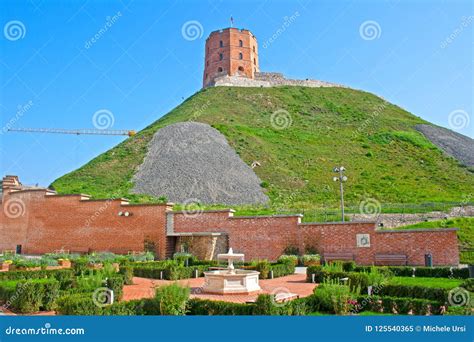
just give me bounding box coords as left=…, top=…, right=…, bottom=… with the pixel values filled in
left=230, top=16, right=234, bottom=27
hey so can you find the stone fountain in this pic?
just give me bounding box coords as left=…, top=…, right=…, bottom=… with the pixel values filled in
left=202, top=248, right=261, bottom=294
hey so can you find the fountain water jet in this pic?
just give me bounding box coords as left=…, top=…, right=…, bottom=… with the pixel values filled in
left=202, top=248, right=261, bottom=294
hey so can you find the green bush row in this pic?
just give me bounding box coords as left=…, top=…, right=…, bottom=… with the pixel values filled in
left=354, top=295, right=442, bottom=315
left=131, top=265, right=209, bottom=280
left=0, top=279, right=60, bottom=313
left=377, top=284, right=450, bottom=302
left=353, top=266, right=469, bottom=279
left=0, top=269, right=74, bottom=290
left=253, top=261, right=295, bottom=279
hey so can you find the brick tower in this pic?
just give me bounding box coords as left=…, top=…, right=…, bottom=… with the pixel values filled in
left=202, top=28, right=259, bottom=87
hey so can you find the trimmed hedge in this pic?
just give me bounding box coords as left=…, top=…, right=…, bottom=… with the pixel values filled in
left=187, top=298, right=255, bottom=315
left=355, top=295, right=442, bottom=315
left=0, top=279, right=60, bottom=313
left=131, top=265, right=209, bottom=280
left=353, top=266, right=469, bottom=279
left=0, top=269, right=74, bottom=290
left=377, top=284, right=449, bottom=302
left=106, top=276, right=125, bottom=301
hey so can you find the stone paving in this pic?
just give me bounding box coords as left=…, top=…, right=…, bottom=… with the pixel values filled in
left=123, top=273, right=317, bottom=303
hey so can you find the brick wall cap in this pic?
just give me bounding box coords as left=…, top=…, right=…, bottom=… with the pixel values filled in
left=167, top=232, right=226, bottom=237
left=169, top=209, right=235, bottom=214
left=9, top=188, right=51, bottom=194
left=122, top=202, right=174, bottom=207
left=48, top=193, right=91, bottom=198
left=231, top=214, right=303, bottom=219
left=207, top=27, right=255, bottom=40
left=299, top=221, right=376, bottom=226
left=376, top=228, right=459, bottom=233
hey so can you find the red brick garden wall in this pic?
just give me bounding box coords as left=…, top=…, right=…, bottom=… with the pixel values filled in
left=0, top=189, right=171, bottom=259
left=171, top=211, right=459, bottom=265
left=0, top=188, right=459, bottom=265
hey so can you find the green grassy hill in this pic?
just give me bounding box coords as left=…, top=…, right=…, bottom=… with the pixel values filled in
left=51, top=86, right=474, bottom=210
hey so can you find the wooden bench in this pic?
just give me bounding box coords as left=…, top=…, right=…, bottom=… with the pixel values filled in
left=323, top=252, right=354, bottom=264
left=375, top=254, right=408, bottom=266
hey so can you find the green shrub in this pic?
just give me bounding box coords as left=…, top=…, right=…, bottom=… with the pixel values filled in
left=56, top=293, right=102, bottom=315
left=378, top=284, right=449, bottom=302
left=0, top=269, right=73, bottom=290
left=187, top=298, right=255, bottom=315
left=277, top=255, right=298, bottom=266
left=155, top=283, right=190, bottom=315
left=3, top=279, right=60, bottom=313
left=72, top=258, right=89, bottom=276
left=269, top=262, right=295, bottom=278
left=355, top=295, right=442, bottom=315
left=254, top=260, right=271, bottom=279
left=106, top=276, right=124, bottom=301
left=342, top=261, right=356, bottom=272
left=313, top=281, right=353, bottom=314
left=173, top=252, right=195, bottom=266
left=301, top=254, right=321, bottom=266
left=119, top=266, right=134, bottom=285
left=460, top=278, right=474, bottom=292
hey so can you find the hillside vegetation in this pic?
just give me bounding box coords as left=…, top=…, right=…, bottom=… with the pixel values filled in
left=51, top=86, right=474, bottom=210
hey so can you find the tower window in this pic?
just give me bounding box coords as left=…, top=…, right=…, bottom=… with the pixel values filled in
left=238, top=66, right=244, bottom=72
left=239, top=52, right=243, bottom=60
left=218, top=67, right=223, bottom=72
left=219, top=40, right=223, bottom=47
left=253, top=46, right=256, bottom=53
left=239, top=40, right=243, bottom=47
left=219, top=53, right=223, bottom=60
left=254, top=58, right=256, bottom=65
left=207, top=61, right=209, bottom=66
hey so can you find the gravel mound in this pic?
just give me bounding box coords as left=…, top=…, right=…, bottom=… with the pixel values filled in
left=131, top=122, right=269, bottom=205
left=416, top=124, right=474, bottom=167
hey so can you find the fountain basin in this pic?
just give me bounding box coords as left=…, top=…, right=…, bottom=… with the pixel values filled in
left=202, top=269, right=261, bottom=294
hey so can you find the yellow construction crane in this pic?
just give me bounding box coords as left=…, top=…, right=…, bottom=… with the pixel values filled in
left=8, top=127, right=136, bottom=137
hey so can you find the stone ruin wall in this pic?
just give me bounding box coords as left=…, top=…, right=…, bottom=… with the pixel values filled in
left=212, top=72, right=346, bottom=88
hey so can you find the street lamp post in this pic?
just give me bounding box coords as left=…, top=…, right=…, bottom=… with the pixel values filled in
left=333, top=166, right=347, bottom=222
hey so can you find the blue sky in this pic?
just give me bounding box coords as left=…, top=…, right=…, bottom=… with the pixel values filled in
left=0, top=0, right=472, bottom=187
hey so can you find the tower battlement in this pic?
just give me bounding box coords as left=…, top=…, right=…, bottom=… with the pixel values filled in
left=202, top=27, right=259, bottom=88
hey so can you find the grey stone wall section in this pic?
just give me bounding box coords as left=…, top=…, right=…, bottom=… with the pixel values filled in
left=131, top=122, right=269, bottom=205
left=211, top=72, right=346, bottom=88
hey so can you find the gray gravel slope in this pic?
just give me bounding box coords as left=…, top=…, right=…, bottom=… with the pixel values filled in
left=131, top=122, right=269, bottom=205
left=416, top=124, right=474, bottom=167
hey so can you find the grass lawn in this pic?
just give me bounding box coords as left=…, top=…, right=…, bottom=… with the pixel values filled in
left=388, top=276, right=463, bottom=289
left=394, top=217, right=474, bottom=264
